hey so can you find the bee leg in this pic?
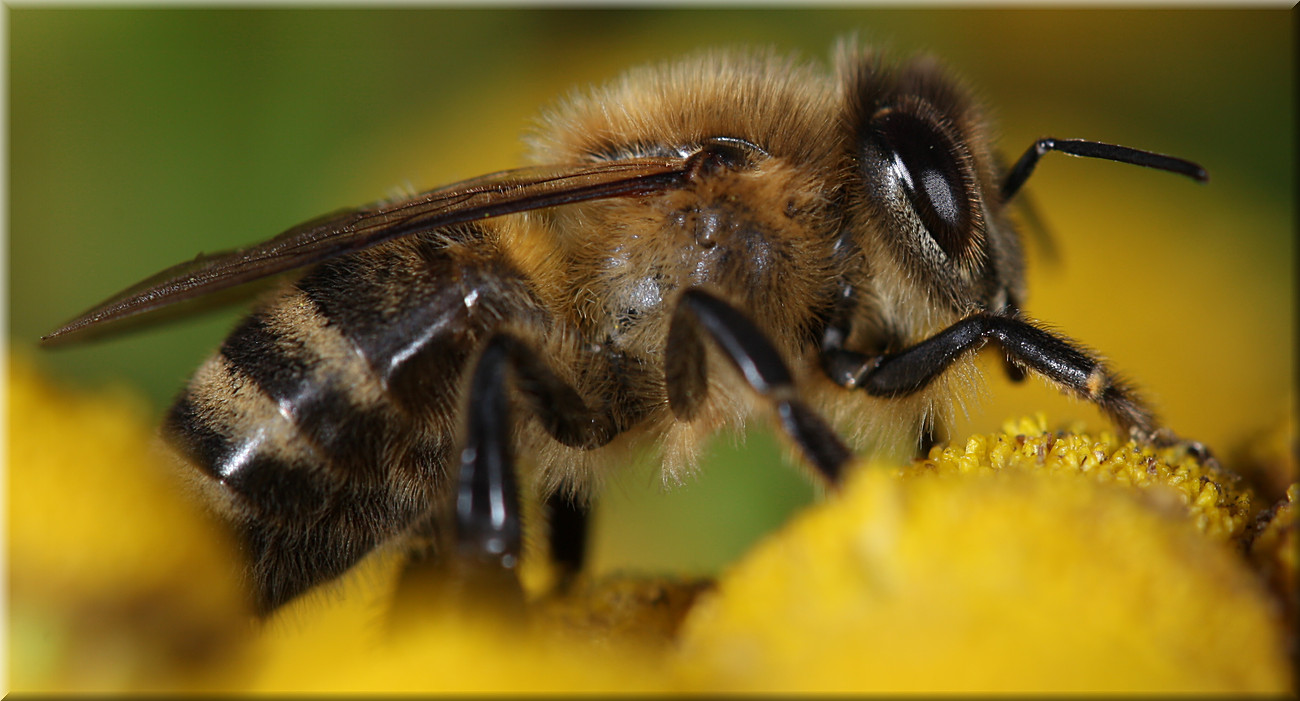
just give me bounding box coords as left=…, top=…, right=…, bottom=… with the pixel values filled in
left=847, top=312, right=1159, bottom=441
left=545, top=492, right=589, bottom=586
left=453, top=335, right=524, bottom=577
left=396, top=332, right=618, bottom=616
left=457, top=332, right=618, bottom=581
left=389, top=335, right=527, bottom=621
left=1000, top=302, right=1029, bottom=384
left=667, top=288, right=853, bottom=485
left=1001, top=353, right=1029, bottom=383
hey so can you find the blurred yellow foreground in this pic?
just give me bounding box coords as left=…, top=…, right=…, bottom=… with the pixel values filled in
left=8, top=357, right=1295, bottom=693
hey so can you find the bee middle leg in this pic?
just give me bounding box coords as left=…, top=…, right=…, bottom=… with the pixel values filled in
left=665, top=288, right=853, bottom=485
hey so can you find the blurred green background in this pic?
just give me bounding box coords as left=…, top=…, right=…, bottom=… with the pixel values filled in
left=9, top=9, right=1293, bottom=576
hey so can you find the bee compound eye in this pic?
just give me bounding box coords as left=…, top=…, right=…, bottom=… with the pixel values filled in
left=870, top=110, right=973, bottom=259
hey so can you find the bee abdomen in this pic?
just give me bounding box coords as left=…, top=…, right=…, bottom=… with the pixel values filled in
left=164, top=339, right=432, bottom=612
left=165, top=225, right=547, bottom=612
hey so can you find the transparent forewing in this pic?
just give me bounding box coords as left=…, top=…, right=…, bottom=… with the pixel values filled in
left=44, top=157, right=689, bottom=342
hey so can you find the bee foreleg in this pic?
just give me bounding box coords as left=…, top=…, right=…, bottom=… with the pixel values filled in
left=998, top=304, right=1029, bottom=384
left=666, top=288, right=853, bottom=484
left=857, top=313, right=1159, bottom=441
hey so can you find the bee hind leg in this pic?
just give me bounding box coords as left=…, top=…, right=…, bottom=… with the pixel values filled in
left=665, top=288, right=853, bottom=486
left=391, top=335, right=529, bottom=618
left=451, top=336, right=525, bottom=581
left=439, top=333, right=616, bottom=601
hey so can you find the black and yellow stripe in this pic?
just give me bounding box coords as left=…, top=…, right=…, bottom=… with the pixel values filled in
left=164, top=224, right=551, bottom=613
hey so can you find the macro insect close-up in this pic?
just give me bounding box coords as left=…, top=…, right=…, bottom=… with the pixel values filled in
left=10, top=9, right=1294, bottom=694
left=40, top=37, right=1220, bottom=616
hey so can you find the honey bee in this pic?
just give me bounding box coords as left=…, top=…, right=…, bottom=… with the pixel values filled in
left=44, top=41, right=1207, bottom=615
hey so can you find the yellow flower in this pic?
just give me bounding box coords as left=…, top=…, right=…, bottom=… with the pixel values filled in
left=674, top=416, right=1294, bottom=692
left=9, top=358, right=1295, bottom=693
left=8, top=354, right=251, bottom=692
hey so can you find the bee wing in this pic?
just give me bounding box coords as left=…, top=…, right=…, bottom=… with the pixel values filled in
left=43, top=157, right=690, bottom=343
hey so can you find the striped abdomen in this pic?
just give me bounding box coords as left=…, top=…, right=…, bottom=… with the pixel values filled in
left=165, top=224, right=546, bottom=613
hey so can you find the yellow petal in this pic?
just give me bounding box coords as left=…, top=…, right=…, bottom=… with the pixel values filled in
left=674, top=420, right=1293, bottom=693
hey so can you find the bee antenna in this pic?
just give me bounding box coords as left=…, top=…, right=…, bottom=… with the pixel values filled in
left=996, top=151, right=1059, bottom=266
left=1000, top=138, right=1209, bottom=203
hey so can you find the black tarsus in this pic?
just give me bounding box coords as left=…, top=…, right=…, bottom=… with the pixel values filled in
left=1001, top=137, right=1208, bottom=203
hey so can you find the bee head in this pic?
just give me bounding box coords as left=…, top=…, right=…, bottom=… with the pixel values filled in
left=838, top=47, right=1019, bottom=316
